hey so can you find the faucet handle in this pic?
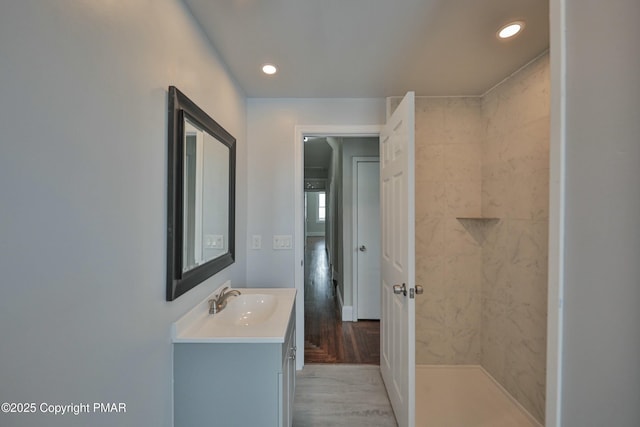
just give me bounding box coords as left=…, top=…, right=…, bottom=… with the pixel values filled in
left=217, top=286, right=229, bottom=299
left=208, top=298, right=219, bottom=314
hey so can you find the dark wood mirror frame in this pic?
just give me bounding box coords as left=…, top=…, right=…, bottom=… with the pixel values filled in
left=167, top=86, right=236, bottom=301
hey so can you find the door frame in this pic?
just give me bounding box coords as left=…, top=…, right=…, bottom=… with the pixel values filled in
left=351, top=156, right=381, bottom=321
left=547, top=1, right=565, bottom=425
left=294, top=125, right=382, bottom=370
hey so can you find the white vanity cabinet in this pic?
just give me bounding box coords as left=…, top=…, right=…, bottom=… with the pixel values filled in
left=173, top=296, right=296, bottom=427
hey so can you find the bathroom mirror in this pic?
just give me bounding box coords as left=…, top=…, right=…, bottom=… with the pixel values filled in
left=167, top=86, right=235, bottom=301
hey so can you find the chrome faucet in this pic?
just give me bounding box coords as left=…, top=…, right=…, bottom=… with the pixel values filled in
left=208, top=287, right=241, bottom=314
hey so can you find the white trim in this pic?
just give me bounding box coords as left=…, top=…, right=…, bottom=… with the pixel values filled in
left=547, top=0, right=565, bottom=425
left=294, top=125, right=382, bottom=371
left=342, top=306, right=353, bottom=322
left=335, top=284, right=354, bottom=321
left=351, top=156, right=380, bottom=322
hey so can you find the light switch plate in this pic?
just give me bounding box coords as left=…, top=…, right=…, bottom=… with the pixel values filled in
left=204, top=234, right=224, bottom=249
left=273, top=235, right=292, bottom=250
left=211, top=235, right=223, bottom=249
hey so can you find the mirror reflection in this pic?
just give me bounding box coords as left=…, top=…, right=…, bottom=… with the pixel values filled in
left=182, top=117, right=230, bottom=272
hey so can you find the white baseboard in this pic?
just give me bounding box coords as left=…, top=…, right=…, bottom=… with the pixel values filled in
left=335, top=286, right=353, bottom=321
left=342, top=306, right=353, bottom=322
left=336, top=285, right=343, bottom=307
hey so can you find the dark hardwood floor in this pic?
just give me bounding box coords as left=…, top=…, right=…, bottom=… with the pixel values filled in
left=304, top=237, right=380, bottom=364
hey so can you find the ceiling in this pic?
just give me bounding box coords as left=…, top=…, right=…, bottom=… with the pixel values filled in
left=182, top=0, right=549, bottom=98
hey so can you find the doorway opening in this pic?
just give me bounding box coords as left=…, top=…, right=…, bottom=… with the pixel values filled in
left=300, top=134, right=381, bottom=365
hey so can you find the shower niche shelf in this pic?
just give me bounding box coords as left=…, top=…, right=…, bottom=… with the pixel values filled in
left=456, top=217, right=501, bottom=246
left=455, top=217, right=500, bottom=221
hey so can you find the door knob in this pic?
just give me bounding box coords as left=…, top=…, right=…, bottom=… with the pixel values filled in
left=359, top=245, right=366, bottom=252
left=392, top=283, right=407, bottom=296
left=415, top=285, right=424, bottom=295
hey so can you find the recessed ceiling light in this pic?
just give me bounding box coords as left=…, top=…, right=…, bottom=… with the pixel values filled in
left=497, top=21, right=525, bottom=39
left=262, top=64, right=277, bottom=75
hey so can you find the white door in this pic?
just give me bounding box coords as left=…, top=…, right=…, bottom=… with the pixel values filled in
left=356, top=160, right=381, bottom=319
left=380, top=92, right=416, bottom=427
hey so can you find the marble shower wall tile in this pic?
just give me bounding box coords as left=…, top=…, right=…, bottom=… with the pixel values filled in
left=445, top=181, right=482, bottom=217
left=482, top=54, right=550, bottom=133
left=416, top=253, right=443, bottom=295
left=415, top=97, right=483, bottom=365
left=481, top=54, right=550, bottom=222
left=503, top=298, right=547, bottom=422
left=480, top=295, right=508, bottom=380
left=480, top=52, right=550, bottom=424
left=415, top=328, right=450, bottom=364
left=445, top=254, right=481, bottom=292
left=415, top=215, right=444, bottom=257
left=414, top=52, right=550, bottom=423
left=444, top=143, right=482, bottom=181
left=415, top=181, right=446, bottom=217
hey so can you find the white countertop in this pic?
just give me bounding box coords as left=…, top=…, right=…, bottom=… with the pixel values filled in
left=172, top=286, right=296, bottom=344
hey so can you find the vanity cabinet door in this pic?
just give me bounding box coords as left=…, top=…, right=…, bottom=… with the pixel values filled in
left=174, top=343, right=280, bottom=427
left=281, top=324, right=296, bottom=427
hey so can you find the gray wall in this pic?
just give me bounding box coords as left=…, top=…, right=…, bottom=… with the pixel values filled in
left=245, top=99, right=385, bottom=289
left=326, top=136, right=343, bottom=288
left=0, top=1, right=247, bottom=426
left=559, top=0, right=640, bottom=425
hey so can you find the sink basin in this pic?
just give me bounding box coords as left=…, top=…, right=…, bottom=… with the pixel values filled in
left=217, top=294, right=278, bottom=326
left=173, top=287, right=297, bottom=343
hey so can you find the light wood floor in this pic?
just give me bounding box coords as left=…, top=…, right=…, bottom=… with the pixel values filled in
left=304, top=237, right=380, bottom=364
left=293, top=364, right=397, bottom=427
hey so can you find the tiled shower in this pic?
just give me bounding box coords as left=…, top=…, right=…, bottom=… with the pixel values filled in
left=414, top=52, right=549, bottom=424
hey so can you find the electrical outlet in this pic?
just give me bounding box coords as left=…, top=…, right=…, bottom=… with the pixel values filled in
left=251, top=235, right=262, bottom=250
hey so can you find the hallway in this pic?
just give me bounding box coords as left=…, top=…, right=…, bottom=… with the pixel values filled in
left=304, top=237, right=380, bottom=364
